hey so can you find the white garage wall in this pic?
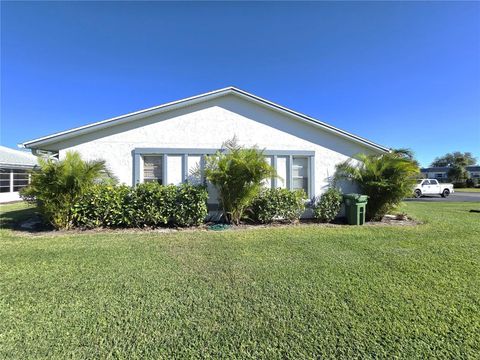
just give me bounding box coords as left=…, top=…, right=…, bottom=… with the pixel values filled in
left=53, top=94, right=380, bottom=197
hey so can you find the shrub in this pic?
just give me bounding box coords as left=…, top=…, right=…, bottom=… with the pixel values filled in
left=249, top=188, right=306, bottom=223
left=204, top=138, right=276, bottom=225
left=73, top=182, right=208, bottom=228
left=73, top=185, right=132, bottom=228
left=129, top=183, right=174, bottom=227
left=172, top=183, right=209, bottom=226
left=465, top=178, right=477, bottom=188
left=313, top=188, right=342, bottom=223
left=21, top=151, right=111, bottom=229
left=334, top=153, right=419, bottom=221
left=452, top=181, right=467, bottom=189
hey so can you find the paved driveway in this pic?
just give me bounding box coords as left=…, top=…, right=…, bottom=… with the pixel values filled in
left=405, top=192, right=480, bottom=202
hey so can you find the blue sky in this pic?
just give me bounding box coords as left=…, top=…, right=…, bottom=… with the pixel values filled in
left=1, top=1, right=479, bottom=167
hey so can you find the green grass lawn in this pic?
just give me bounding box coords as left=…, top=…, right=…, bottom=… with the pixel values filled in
left=0, top=201, right=37, bottom=229
left=1, top=202, right=479, bottom=358
left=454, top=187, right=480, bottom=192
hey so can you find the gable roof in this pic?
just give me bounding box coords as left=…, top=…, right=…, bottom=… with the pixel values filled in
left=20, top=87, right=390, bottom=152
left=0, top=145, right=38, bottom=167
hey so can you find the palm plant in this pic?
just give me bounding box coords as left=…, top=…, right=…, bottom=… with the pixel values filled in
left=204, top=138, right=276, bottom=225
left=334, top=152, right=419, bottom=221
left=21, top=151, right=111, bottom=229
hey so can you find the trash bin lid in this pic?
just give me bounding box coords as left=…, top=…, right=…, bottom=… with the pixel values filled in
left=343, top=193, right=368, bottom=202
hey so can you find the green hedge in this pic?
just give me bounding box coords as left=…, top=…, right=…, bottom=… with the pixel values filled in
left=73, top=183, right=208, bottom=228
left=312, top=188, right=342, bottom=223
left=249, top=188, right=306, bottom=223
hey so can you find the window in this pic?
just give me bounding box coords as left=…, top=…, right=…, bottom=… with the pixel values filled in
left=292, top=157, right=309, bottom=194
left=143, top=156, right=163, bottom=184
left=166, top=155, right=183, bottom=185
left=435, top=173, right=443, bottom=179
left=135, top=150, right=314, bottom=198
left=276, top=156, right=288, bottom=188
left=0, top=168, right=31, bottom=193
left=187, top=155, right=202, bottom=184
left=0, top=170, right=10, bottom=193
left=13, top=170, right=29, bottom=191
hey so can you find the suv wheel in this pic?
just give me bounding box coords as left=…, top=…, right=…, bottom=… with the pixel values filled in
left=441, top=189, right=450, bottom=198
left=414, top=189, right=422, bottom=198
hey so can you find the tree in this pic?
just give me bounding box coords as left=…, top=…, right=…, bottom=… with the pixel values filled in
left=21, top=151, right=112, bottom=229
left=430, top=152, right=477, bottom=167
left=447, top=165, right=467, bottom=182
left=391, top=148, right=420, bottom=167
left=203, top=138, right=276, bottom=225
left=334, top=152, right=419, bottom=221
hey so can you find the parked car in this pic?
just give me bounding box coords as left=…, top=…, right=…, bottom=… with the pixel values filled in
left=414, top=179, right=454, bottom=198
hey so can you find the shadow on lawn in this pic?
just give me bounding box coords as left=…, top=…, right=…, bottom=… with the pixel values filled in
left=0, top=206, right=52, bottom=232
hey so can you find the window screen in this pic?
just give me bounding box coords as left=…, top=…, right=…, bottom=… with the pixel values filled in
left=0, top=170, right=10, bottom=193
left=292, top=157, right=309, bottom=195
left=13, top=170, right=29, bottom=191
left=143, top=156, right=163, bottom=184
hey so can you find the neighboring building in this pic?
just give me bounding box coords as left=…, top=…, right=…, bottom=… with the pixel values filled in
left=21, top=87, right=389, bottom=208
left=0, top=145, right=37, bottom=203
left=468, top=166, right=480, bottom=179
left=421, top=166, right=480, bottom=180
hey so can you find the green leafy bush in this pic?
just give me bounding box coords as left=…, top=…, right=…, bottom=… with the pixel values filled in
left=21, top=151, right=111, bottom=229
left=73, top=182, right=208, bottom=229
left=204, top=138, right=276, bottom=225
left=249, top=188, right=306, bottom=223
left=172, top=183, right=209, bottom=226
left=73, top=185, right=132, bottom=228
left=312, top=188, right=342, bottom=223
left=129, top=183, right=174, bottom=227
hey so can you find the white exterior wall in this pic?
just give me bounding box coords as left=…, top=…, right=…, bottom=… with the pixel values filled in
left=53, top=94, right=379, bottom=198
left=0, top=191, right=22, bottom=203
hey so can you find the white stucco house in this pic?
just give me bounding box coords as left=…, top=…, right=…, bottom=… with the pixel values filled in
left=21, top=87, right=389, bottom=207
left=0, top=146, right=38, bottom=203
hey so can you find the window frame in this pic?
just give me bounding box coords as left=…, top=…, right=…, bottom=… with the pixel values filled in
left=133, top=148, right=315, bottom=197
left=291, top=156, right=310, bottom=195
left=0, top=167, right=33, bottom=193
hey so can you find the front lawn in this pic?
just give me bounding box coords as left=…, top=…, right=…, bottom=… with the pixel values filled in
left=454, top=187, right=480, bottom=192
left=1, top=202, right=479, bottom=358
left=0, top=201, right=36, bottom=229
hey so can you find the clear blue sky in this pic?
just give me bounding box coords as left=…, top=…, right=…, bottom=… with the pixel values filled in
left=1, top=1, right=479, bottom=167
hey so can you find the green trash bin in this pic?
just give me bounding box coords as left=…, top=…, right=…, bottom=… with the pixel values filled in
left=343, top=194, right=368, bottom=225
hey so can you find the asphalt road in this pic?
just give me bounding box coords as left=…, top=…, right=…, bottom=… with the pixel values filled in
left=405, top=191, right=480, bottom=202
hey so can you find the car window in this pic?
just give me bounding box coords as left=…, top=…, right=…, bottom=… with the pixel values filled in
left=429, top=180, right=438, bottom=185
left=422, top=180, right=429, bottom=186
